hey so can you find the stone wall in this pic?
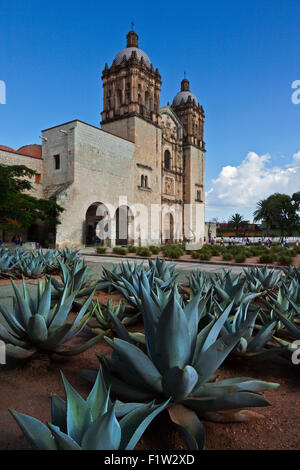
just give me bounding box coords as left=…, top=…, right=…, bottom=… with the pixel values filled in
left=43, top=120, right=135, bottom=248
left=0, top=149, right=43, bottom=198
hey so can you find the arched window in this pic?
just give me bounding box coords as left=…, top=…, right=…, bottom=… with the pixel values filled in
left=144, top=175, right=148, bottom=187
left=164, top=150, right=171, bottom=170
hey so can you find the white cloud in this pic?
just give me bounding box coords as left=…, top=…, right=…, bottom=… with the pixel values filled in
left=206, top=150, right=300, bottom=221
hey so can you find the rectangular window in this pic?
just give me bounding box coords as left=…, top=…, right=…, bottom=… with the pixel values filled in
left=54, top=154, right=60, bottom=170
left=35, top=173, right=41, bottom=183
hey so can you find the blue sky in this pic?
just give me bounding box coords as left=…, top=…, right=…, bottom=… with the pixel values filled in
left=0, top=0, right=299, bottom=222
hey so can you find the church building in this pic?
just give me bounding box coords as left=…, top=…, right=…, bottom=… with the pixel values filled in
left=0, top=30, right=206, bottom=248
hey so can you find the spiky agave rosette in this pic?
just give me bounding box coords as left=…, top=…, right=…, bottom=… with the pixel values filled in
left=0, top=278, right=104, bottom=359
left=10, top=369, right=169, bottom=450
left=82, top=273, right=279, bottom=450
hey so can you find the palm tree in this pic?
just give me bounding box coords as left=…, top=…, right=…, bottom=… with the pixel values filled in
left=228, top=213, right=248, bottom=237
left=253, top=198, right=273, bottom=236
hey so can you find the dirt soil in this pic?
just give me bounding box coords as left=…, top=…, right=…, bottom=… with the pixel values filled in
left=0, top=291, right=299, bottom=450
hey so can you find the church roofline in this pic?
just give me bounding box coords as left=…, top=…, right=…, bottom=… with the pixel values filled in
left=160, top=105, right=184, bottom=130
left=0, top=146, right=43, bottom=160
left=41, top=119, right=135, bottom=144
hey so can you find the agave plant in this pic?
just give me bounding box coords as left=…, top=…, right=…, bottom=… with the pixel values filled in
left=272, top=299, right=300, bottom=341
left=58, top=247, right=81, bottom=265
left=40, top=248, right=61, bottom=274
left=187, top=270, right=212, bottom=298
left=88, top=299, right=140, bottom=335
left=211, top=271, right=260, bottom=307
left=49, top=258, right=99, bottom=300
left=0, top=278, right=102, bottom=359
left=82, top=286, right=279, bottom=450
left=259, top=283, right=300, bottom=337
left=0, top=250, right=17, bottom=278
left=16, top=252, right=46, bottom=278
left=281, top=278, right=300, bottom=305
left=100, top=260, right=177, bottom=310
left=147, top=257, right=178, bottom=287
left=244, top=266, right=282, bottom=292
left=219, top=302, right=283, bottom=358
left=10, top=369, right=169, bottom=450
left=282, top=265, right=300, bottom=282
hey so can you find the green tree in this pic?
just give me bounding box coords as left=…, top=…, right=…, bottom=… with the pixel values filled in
left=253, top=192, right=300, bottom=236
left=228, top=213, right=248, bottom=237
left=0, top=164, right=64, bottom=232
left=253, top=198, right=274, bottom=236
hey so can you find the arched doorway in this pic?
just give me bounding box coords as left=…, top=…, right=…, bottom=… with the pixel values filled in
left=163, top=212, right=174, bottom=244
left=115, top=205, right=134, bottom=246
left=85, top=202, right=111, bottom=246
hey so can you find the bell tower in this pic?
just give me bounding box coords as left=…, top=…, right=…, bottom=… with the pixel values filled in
left=172, top=78, right=205, bottom=150
left=172, top=78, right=206, bottom=242
left=101, top=30, right=162, bottom=131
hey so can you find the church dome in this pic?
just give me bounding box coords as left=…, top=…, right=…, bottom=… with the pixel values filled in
left=172, top=78, right=198, bottom=106
left=114, top=47, right=151, bottom=68
left=113, top=30, right=151, bottom=69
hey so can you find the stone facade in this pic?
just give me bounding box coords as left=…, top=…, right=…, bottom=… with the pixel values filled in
left=0, top=30, right=206, bottom=248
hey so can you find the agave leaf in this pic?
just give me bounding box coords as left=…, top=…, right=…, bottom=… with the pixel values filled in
left=70, top=289, right=96, bottom=331
left=47, top=423, right=81, bottom=450
left=274, top=308, right=300, bottom=340
left=36, top=279, right=52, bottom=321
left=183, top=291, right=202, bottom=352
left=87, top=369, right=111, bottom=420
left=154, top=295, right=191, bottom=373
left=61, top=372, right=92, bottom=443
left=22, top=278, right=36, bottom=313
left=58, top=331, right=106, bottom=356
left=247, top=321, right=277, bottom=352
left=128, top=332, right=146, bottom=344
left=5, top=344, right=37, bottom=359
left=162, top=366, right=198, bottom=401
left=139, top=282, right=160, bottom=360
left=106, top=308, right=134, bottom=344
left=0, top=304, right=26, bottom=338
left=212, top=284, right=231, bottom=303
left=114, top=400, right=147, bottom=418
left=184, top=391, right=271, bottom=414
left=105, top=337, right=163, bottom=393
left=200, top=301, right=234, bottom=355
left=51, top=396, right=67, bottom=433
left=193, top=327, right=249, bottom=385
left=192, top=378, right=279, bottom=397
left=81, top=405, right=121, bottom=450
left=191, top=319, right=215, bottom=364
left=27, top=315, right=48, bottom=343
left=9, top=410, right=57, bottom=450
left=11, top=280, right=32, bottom=327
left=0, top=324, right=27, bottom=347
left=120, top=399, right=170, bottom=450
left=168, top=404, right=205, bottom=450
left=48, top=293, right=77, bottom=330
